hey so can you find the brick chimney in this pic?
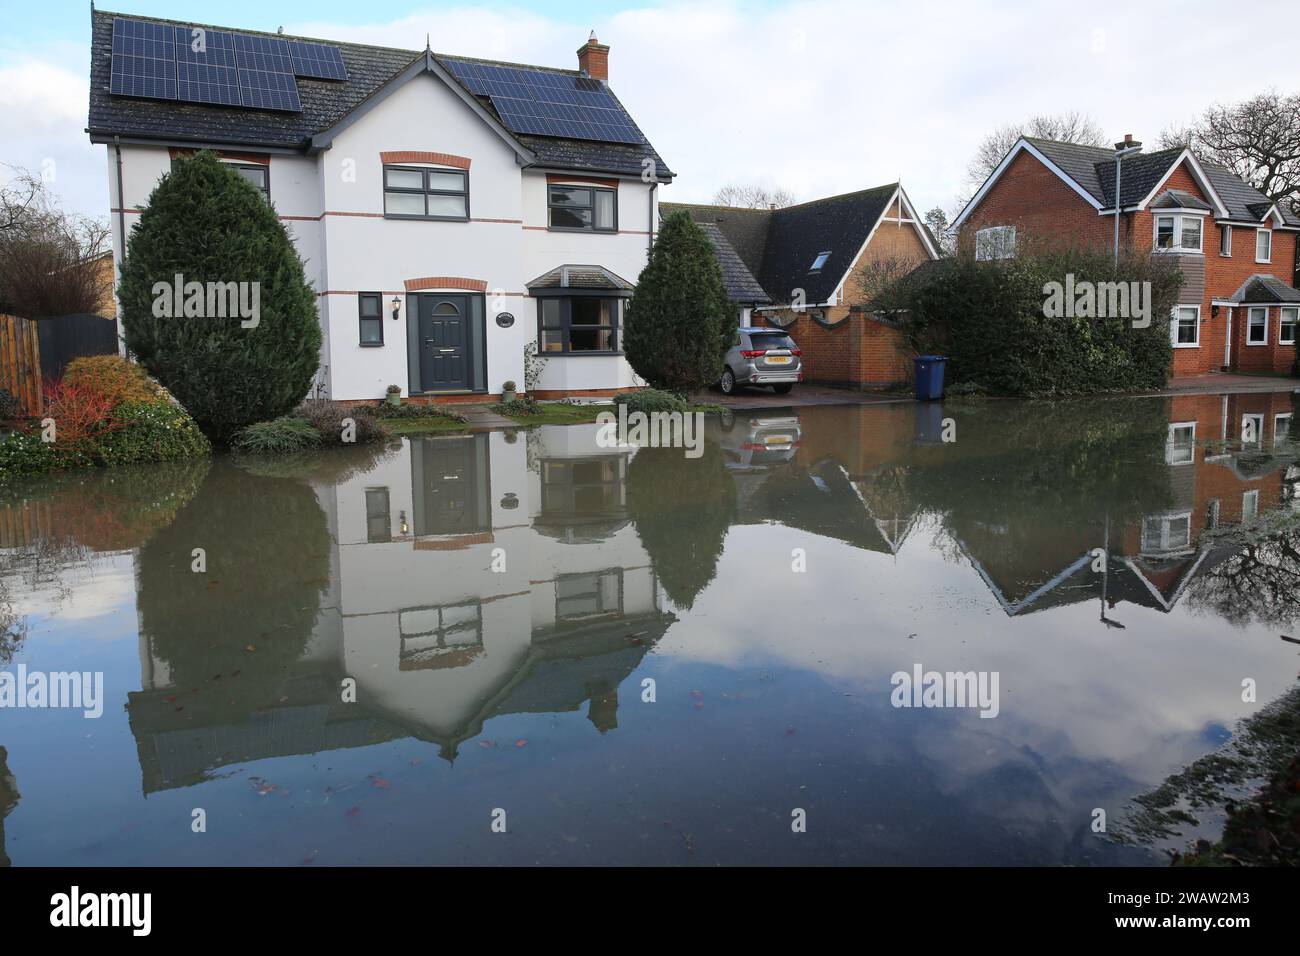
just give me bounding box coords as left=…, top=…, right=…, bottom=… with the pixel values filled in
left=1114, top=133, right=1143, bottom=152
left=577, top=30, right=609, bottom=82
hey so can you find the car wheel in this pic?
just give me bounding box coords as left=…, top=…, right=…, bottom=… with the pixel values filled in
left=720, top=368, right=736, bottom=395
left=772, top=384, right=794, bottom=394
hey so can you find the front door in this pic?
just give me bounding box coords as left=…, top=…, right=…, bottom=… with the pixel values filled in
left=417, top=294, right=469, bottom=391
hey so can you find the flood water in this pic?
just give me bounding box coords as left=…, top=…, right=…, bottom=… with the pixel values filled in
left=2, top=390, right=1299, bottom=866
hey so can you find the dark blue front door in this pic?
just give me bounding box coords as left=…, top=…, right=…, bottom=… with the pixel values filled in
left=418, top=294, right=469, bottom=391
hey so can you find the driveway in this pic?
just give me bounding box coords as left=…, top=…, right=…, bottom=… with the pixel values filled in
left=692, top=384, right=909, bottom=410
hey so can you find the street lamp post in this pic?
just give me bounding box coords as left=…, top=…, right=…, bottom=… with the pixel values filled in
left=1113, top=135, right=1143, bottom=268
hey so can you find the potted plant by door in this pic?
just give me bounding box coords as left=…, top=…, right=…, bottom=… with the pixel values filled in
left=386, top=384, right=402, bottom=407
left=501, top=380, right=517, bottom=403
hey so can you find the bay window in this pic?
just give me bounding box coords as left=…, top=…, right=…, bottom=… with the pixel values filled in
left=1247, top=306, right=1268, bottom=345
left=1155, top=213, right=1203, bottom=252
left=539, top=296, right=622, bottom=353
left=1281, top=307, right=1298, bottom=345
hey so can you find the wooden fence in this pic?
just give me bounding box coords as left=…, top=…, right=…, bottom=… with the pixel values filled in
left=0, top=313, right=43, bottom=417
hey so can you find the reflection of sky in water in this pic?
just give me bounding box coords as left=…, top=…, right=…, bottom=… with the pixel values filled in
left=0, top=393, right=1297, bottom=865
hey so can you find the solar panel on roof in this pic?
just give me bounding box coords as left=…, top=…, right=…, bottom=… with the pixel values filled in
left=443, top=59, right=644, bottom=145
left=287, top=41, right=348, bottom=81
left=110, top=18, right=177, bottom=100
left=233, top=33, right=301, bottom=111
left=174, top=26, right=240, bottom=107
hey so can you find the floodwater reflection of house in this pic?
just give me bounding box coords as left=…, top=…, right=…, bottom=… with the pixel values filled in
left=127, top=426, right=673, bottom=790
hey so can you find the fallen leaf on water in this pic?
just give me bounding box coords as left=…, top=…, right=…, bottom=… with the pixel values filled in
left=244, top=644, right=257, bottom=653
left=478, top=740, right=496, bottom=749
left=369, top=776, right=390, bottom=789
left=515, top=739, right=528, bottom=747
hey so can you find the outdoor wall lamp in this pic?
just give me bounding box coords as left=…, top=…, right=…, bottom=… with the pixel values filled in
left=399, top=510, right=409, bottom=535
left=1211, top=305, right=1220, bottom=318
left=391, top=296, right=403, bottom=320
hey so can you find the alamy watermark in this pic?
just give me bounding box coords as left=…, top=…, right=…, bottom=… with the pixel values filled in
left=0, top=665, right=103, bottom=718
left=596, top=406, right=704, bottom=458
left=152, top=274, right=260, bottom=328
left=890, top=663, right=1000, bottom=718
left=1042, top=273, right=1151, bottom=329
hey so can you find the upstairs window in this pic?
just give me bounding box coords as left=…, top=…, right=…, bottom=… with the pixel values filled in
left=232, top=163, right=270, bottom=200
left=383, top=165, right=469, bottom=220
left=974, top=225, right=1015, bottom=260
left=1256, top=227, right=1272, bottom=263
left=809, top=251, right=831, bottom=272
left=1154, top=213, right=1202, bottom=252
left=548, top=185, right=617, bottom=231
left=1219, top=224, right=1232, bottom=256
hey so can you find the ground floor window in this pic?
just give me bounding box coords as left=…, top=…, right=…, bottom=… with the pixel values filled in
left=1243, top=489, right=1260, bottom=522
left=1276, top=413, right=1292, bottom=442
left=1141, top=512, right=1191, bottom=554
left=1281, top=307, right=1298, bottom=345
left=359, top=292, right=383, bottom=346
left=1247, top=306, right=1269, bottom=345
left=1171, top=306, right=1199, bottom=346
left=538, top=297, right=622, bottom=353
left=1165, top=422, right=1196, bottom=464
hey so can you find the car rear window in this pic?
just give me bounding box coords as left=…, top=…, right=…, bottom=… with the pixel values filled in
left=748, top=332, right=796, bottom=350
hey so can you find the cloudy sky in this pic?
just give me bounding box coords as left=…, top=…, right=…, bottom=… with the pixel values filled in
left=3, top=0, right=1296, bottom=223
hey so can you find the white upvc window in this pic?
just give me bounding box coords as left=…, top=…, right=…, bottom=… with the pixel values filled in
left=1256, top=228, right=1272, bottom=263
left=1165, top=422, right=1196, bottom=464
left=1219, top=224, right=1231, bottom=256
left=1141, top=512, right=1192, bottom=554
left=1275, top=413, right=1292, bottom=442
left=1280, top=306, right=1298, bottom=345
left=975, top=225, right=1016, bottom=260
left=1242, top=489, right=1260, bottom=523
left=1154, top=212, right=1204, bottom=252
left=1241, top=413, right=1264, bottom=446
left=1170, top=305, right=1200, bottom=347
left=1247, top=306, right=1269, bottom=345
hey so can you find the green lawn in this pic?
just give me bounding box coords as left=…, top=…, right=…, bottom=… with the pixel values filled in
left=375, top=416, right=472, bottom=435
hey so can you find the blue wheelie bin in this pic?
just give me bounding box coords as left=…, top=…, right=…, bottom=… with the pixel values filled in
left=913, top=355, right=947, bottom=401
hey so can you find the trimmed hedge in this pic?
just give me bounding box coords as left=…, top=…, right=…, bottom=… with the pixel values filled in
left=874, top=246, right=1182, bottom=396
left=615, top=388, right=690, bottom=414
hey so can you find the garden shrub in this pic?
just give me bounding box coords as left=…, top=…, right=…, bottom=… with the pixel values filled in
left=615, top=388, right=689, bottom=415
left=368, top=402, right=468, bottom=422
left=493, top=397, right=542, bottom=416
left=117, top=151, right=321, bottom=441
left=872, top=245, right=1181, bottom=396
left=624, top=210, right=734, bottom=393
left=233, top=416, right=322, bottom=454
left=63, top=355, right=160, bottom=406
left=0, top=431, right=57, bottom=477
left=295, top=400, right=386, bottom=445
left=96, top=400, right=211, bottom=466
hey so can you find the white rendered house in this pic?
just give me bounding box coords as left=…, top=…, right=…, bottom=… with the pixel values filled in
left=88, top=11, right=674, bottom=401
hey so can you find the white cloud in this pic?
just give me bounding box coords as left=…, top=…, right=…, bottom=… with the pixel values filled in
left=4, top=1, right=1298, bottom=221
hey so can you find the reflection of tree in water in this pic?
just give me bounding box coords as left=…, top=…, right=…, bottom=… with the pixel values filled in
left=0, top=745, right=17, bottom=867
left=136, top=463, right=331, bottom=715
left=0, top=460, right=211, bottom=662
left=1186, top=517, right=1300, bottom=628
left=627, top=442, right=736, bottom=610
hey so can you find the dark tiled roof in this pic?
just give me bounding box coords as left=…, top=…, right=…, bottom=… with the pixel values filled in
left=87, top=9, right=672, bottom=179
left=696, top=223, right=770, bottom=304
left=1150, top=189, right=1212, bottom=211
left=664, top=185, right=904, bottom=305
left=758, top=184, right=899, bottom=305
left=1224, top=274, right=1300, bottom=304
left=1203, top=164, right=1300, bottom=225
left=659, top=202, right=773, bottom=280
left=1022, top=136, right=1299, bottom=226
left=526, top=265, right=633, bottom=291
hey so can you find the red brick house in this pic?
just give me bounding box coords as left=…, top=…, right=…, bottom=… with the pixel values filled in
left=951, top=136, right=1300, bottom=377
left=663, top=183, right=939, bottom=389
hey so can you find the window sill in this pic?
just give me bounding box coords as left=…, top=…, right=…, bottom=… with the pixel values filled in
left=1154, top=248, right=1203, bottom=255
left=1245, top=341, right=1269, bottom=347
left=384, top=214, right=471, bottom=222
left=359, top=342, right=384, bottom=348
left=539, top=351, right=625, bottom=358
left=1256, top=259, right=1272, bottom=265
left=546, top=226, right=618, bottom=234
left=1172, top=342, right=1201, bottom=349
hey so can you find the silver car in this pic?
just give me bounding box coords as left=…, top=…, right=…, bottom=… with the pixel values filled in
left=719, top=328, right=803, bottom=395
